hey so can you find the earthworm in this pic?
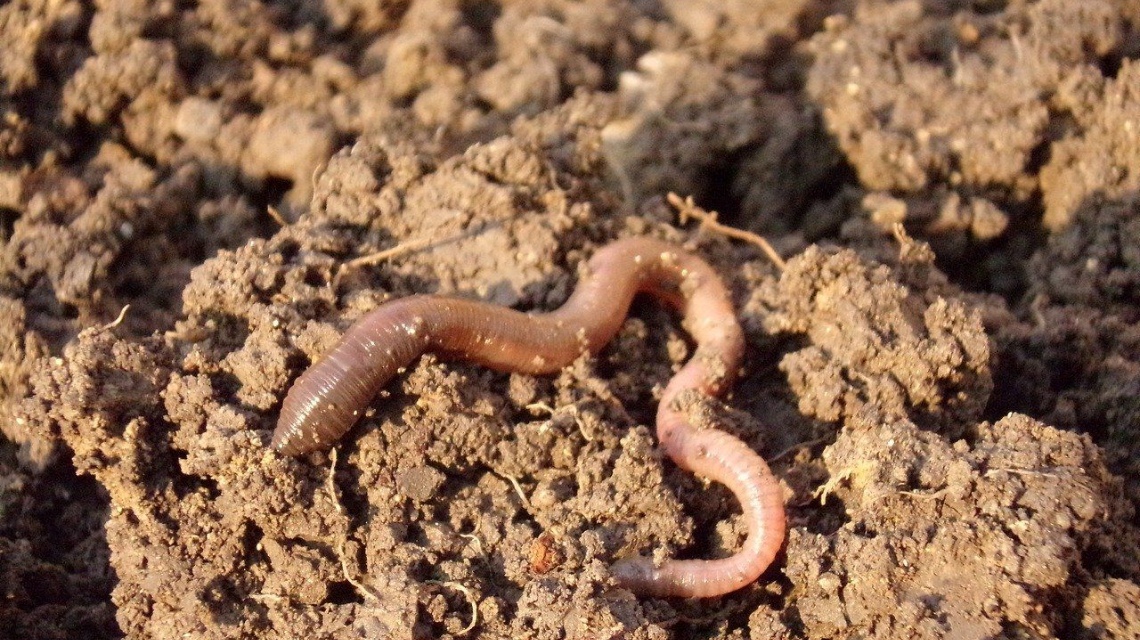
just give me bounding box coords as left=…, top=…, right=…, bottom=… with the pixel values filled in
left=272, top=237, right=786, bottom=598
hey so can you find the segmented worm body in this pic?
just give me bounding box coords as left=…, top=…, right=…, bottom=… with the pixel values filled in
left=273, top=237, right=786, bottom=598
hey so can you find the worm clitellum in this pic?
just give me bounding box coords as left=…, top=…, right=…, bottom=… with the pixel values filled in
left=273, top=237, right=786, bottom=598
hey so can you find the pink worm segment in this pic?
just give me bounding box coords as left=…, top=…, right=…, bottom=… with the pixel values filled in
left=273, top=237, right=786, bottom=598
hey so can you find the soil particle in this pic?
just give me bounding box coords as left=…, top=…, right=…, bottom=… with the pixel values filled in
left=752, top=238, right=991, bottom=436
left=62, top=40, right=184, bottom=127
left=805, top=0, right=1140, bottom=291
left=1081, top=579, right=1140, bottom=640
left=0, top=1, right=86, bottom=94
left=242, top=106, right=338, bottom=210
left=988, top=182, right=1140, bottom=527
left=1039, top=56, right=1140, bottom=231
left=807, top=0, right=1127, bottom=199
left=601, top=51, right=770, bottom=207
left=1029, top=190, right=1140, bottom=310
left=791, top=410, right=1118, bottom=639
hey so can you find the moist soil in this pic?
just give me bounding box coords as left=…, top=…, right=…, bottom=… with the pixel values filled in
left=2, top=0, right=1140, bottom=638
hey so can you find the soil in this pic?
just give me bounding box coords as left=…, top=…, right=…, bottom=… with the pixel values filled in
left=2, top=0, right=1139, bottom=638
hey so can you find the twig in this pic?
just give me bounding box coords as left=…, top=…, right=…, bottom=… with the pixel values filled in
left=985, top=467, right=1060, bottom=479
left=100, top=304, right=130, bottom=330
left=311, top=160, right=327, bottom=192
left=497, top=472, right=532, bottom=510
left=525, top=402, right=556, bottom=415
left=327, top=448, right=342, bottom=514
left=332, top=234, right=444, bottom=291
left=459, top=533, right=484, bottom=555
left=338, top=539, right=380, bottom=601
left=425, top=580, right=479, bottom=635
left=266, top=205, right=288, bottom=226
left=657, top=599, right=752, bottom=628
left=769, top=435, right=830, bottom=463
left=897, top=488, right=948, bottom=500
left=668, top=192, right=786, bottom=270
left=812, top=462, right=874, bottom=506
left=324, top=449, right=380, bottom=601
left=333, top=221, right=507, bottom=290
left=341, top=235, right=438, bottom=271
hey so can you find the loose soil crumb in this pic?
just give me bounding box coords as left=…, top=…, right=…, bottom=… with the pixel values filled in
left=2, top=0, right=1140, bottom=639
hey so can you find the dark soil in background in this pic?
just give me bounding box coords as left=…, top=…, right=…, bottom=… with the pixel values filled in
left=2, top=0, right=1140, bottom=638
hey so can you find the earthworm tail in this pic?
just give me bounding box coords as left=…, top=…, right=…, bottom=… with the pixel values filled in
left=272, top=237, right=786, bottom=598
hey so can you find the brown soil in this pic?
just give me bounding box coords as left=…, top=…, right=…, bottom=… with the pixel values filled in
left=2, top=0, right=1139, bottom=638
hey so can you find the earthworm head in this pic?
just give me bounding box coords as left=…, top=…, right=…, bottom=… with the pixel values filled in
left=273, top=368, right=364, bottom=456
